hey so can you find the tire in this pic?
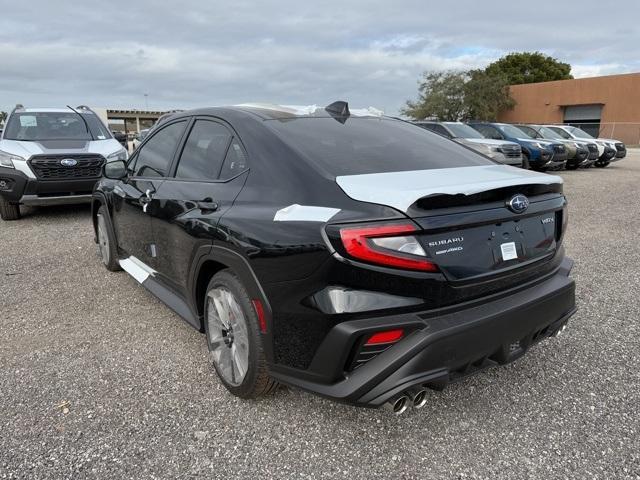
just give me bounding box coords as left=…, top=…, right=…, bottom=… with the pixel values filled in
left=565, top=162, right=579, bottom=170
left=521, top=152, right=530, bottom=169
left=204, top=270, right=277, bottom=398
left=0, top=197, right=21, bottom=221
left=595, top=160, right=610, bottom=168
left=96, top=205, right=122, bottom=271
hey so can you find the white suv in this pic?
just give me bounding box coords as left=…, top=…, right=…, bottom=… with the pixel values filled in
left=0, top=105, right=127, bottom=220
left=544, top=125, right=626, bottom=168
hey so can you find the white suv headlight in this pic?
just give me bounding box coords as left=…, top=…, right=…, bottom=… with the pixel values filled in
left=0, top=150, right=25, bottom=169
left=106, top=148, right=128, bottom=161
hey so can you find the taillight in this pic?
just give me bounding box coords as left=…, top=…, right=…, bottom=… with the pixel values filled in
left=339, top=222, right=438, bottom=272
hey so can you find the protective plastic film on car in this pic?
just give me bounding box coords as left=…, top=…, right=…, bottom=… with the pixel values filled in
left=336, top=165, right=563, bottom=214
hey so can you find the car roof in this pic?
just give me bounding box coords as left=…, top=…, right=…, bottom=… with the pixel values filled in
left=166, top=103, right=386, bottom=122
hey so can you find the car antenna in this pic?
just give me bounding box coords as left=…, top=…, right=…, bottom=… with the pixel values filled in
left=325, top=101, right=350, bottom=124
left=325, top=101, right=350, bottom=117
left=66, top=105, right=93, bottom=140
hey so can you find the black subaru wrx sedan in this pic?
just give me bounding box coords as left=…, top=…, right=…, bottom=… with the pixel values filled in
left=92, top=102, right=576, bottom=414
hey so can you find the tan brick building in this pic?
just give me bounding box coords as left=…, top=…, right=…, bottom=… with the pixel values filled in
left=497, top=72, right=640, bottom=145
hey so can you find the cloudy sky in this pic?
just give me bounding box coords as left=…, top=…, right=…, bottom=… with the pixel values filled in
left=1, top=0, right=638, bottom=115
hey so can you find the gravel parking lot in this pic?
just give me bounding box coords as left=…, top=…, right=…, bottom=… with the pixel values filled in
left=1, top=153, right=639, bottom=480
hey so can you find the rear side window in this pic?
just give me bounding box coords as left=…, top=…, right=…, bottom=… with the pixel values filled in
left=219, top=139, right=248, bottom=180
left=175, top=120, right=232, bottom=180
left=266, top=117, right=493, bottom=176
left=134, top=121, right=186, bottom=177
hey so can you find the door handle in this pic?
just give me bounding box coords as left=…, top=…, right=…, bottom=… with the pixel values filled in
left=196, top=198, right=218, bottom=212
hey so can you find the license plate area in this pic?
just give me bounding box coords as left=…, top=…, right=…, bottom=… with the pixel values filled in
left=421, top=212, right=558, bottom=280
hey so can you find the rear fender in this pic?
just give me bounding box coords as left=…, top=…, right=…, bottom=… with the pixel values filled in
left=190, top=245, right=275, bottom=363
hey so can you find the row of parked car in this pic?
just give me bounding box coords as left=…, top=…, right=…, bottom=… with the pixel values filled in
left=414, top=121, right=627, bottom=171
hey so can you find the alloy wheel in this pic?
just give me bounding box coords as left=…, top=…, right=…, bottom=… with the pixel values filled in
left=207, top=287, right=250, bottom=386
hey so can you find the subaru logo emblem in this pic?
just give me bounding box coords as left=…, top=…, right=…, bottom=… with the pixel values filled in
left=60, top=158, right=78, bottom=167
left=507, top=194, right=529, bottom=214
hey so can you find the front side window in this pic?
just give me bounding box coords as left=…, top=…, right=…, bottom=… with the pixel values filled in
left=175, top=120, right=232, bottom=180
left=133, top=121, right=186, bottom=177
left=4, top=111, right=111, bottom=141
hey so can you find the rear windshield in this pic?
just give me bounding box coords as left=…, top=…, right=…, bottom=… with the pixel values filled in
left=4, top=111, right=112, bottom=141
left=266, top=117, right=493, bottom=176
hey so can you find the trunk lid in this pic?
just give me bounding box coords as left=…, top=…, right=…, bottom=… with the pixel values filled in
left=336, top=165, right=565, bottom=281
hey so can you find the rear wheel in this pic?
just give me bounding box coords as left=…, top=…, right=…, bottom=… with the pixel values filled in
left=205, top=270, right=277, bottom=398
left=97, top=205, right=121, bottom=271
left=0, top=197, right=21, bottom=221
left=595, top=160, right=610, bottom=168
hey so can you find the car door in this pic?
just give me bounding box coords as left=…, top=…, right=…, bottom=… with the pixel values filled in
left=111, top=120, right=187, bottom=265
left=149, top=117, right=250, bottom=294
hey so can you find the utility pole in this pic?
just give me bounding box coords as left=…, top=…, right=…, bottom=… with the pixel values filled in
left=144, top=93, right=149, bottom=110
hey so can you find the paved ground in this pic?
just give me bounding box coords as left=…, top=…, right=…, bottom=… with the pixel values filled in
left=1, top=154, right=639, bottom=480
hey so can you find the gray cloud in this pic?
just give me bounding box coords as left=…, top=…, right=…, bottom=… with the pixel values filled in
left=1, top=0, right=638, bottom=114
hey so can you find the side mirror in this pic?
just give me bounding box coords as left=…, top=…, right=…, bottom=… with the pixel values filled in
left=103, top=160, right=128, bottom=180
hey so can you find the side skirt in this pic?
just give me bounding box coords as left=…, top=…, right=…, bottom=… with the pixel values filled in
left=119, top=256, right=201, bottom=330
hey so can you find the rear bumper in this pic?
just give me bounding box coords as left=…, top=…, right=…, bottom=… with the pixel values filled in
left=0, top=166, right=98, bottom=205
left=271, top=257, right=576, bottom=408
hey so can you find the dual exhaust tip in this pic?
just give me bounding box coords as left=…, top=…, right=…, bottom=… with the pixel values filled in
left=384, top=388, right=428, bottom=415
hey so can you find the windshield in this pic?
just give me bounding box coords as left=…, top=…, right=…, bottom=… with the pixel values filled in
left=3, top=111, right=112, bottom=141
left=515, top=125, right=540, bottom=138
left=548, top=127, right=572, bottom=139
left=566, top=126, right=594, bottom=139
left=445, top=123, right=484, bottom=139
left=537, top=126, right=564, bottom=140
left=266, top=117, right=494, bottom=176
left=498, top=124, right=534, bottom=139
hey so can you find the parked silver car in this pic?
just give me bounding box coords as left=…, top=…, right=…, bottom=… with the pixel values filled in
left=414, top=121, right=523, bottom=167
